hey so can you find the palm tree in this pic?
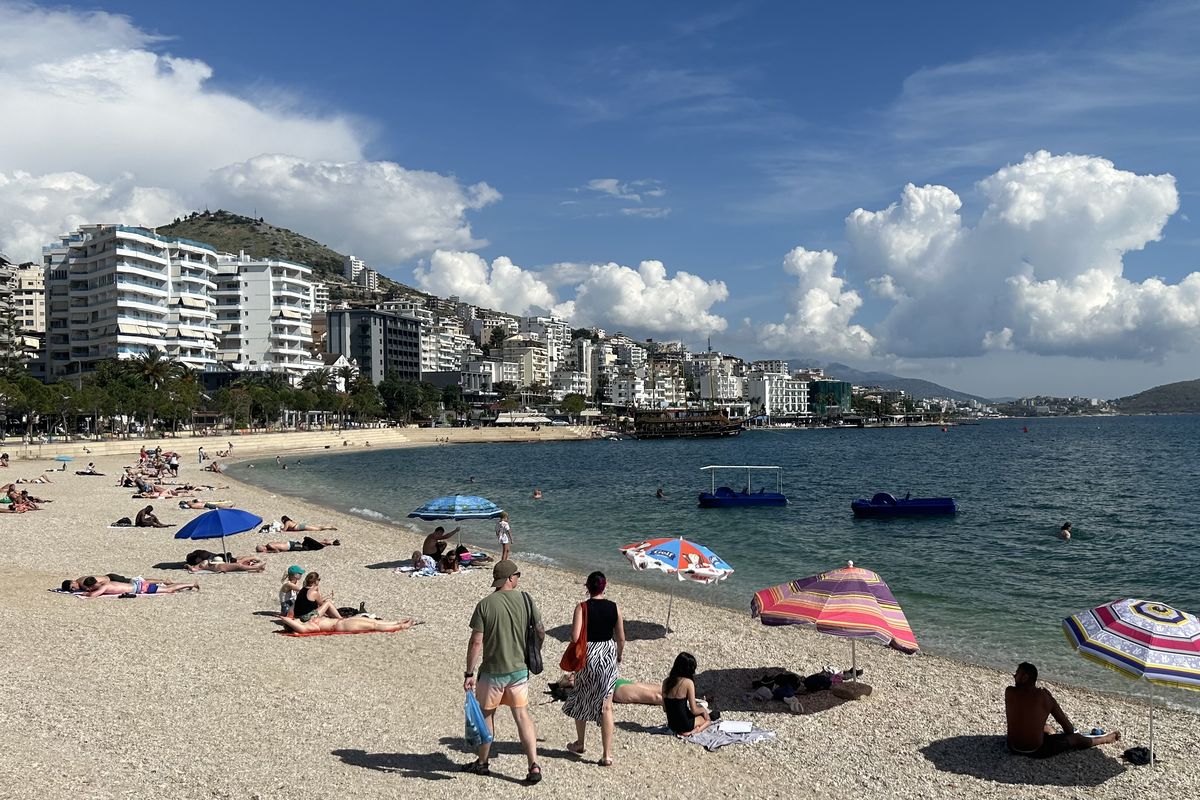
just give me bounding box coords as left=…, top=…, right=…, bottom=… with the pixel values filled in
left=126, top=349, right=172, bottom=437
left=300, top=367, right=332, bottom=393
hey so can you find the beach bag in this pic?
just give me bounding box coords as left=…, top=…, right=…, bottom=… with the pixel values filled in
left=559, top=601, right=588, bottom=672
left=464, top=692, right=493, bottom=748
left=522, top=592, right=544, bottom=675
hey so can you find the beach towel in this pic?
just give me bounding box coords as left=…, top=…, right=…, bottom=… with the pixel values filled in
left=276, top=628, right=401, bottom=637
left=47, top=589, right=166, bottom=600
left=656, top=724, right=775, bottom=752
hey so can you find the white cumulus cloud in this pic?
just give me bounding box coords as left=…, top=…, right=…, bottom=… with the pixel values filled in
left=757, top=247, right=876, bottom=358
left=0, top=2, right=493, bottom=264
left=845, top=150, right=1191, bottom=359
left=413, top=251, right=557, bottom=315
left=557, top=260, right=728, bottom=334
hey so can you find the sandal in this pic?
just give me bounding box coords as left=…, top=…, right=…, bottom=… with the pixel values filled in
left=461, top=760, right=490, bottom=775
left=598, top=757, right=613, bottom=767
left=525, top=763, right=542, bottom=784
left=566, top=741, right=585, bottom=756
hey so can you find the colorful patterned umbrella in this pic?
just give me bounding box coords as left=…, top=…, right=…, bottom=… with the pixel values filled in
left=407, top=495, right=503, bottom=521
left=751, top=561, right=918, bottom=679
left=1063, top=598, right=1200, bottom=766
left=619, top=536, right=733, bottom=633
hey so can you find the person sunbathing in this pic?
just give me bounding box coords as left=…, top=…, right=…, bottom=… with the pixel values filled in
left=1005, top=662, right=1120, bottom=757
left=177, top=499, right=234, bottom=510
left=15, top=475, right=53, bottom=484
left=280, top=515, right=337, bottom=532
left=185, top=550, right=265, bottom=573
left=135, top=505, right=170, bottom=528
left=62, top=573, right=131, bottom=592
left=256, top=536, right=341, bottom=553
left=273, top=614, right=417, bottom=634
left=551, top=673, right=663, bottom=705
left=81, top=576, right=200, bottom=597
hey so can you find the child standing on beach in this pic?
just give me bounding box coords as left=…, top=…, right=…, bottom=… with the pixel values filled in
left=495, top=511, right=512, bottom=562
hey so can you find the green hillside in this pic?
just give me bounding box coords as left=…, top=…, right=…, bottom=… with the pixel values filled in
left=156, top=209, right=424, bottom=300
left=1113, top=379, right=1200, bottom=413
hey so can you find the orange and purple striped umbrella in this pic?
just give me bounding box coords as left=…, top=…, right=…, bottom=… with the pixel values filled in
left=750, top=561, right=919, bottom=654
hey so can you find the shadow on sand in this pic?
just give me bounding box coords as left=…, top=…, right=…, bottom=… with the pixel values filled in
left=150, top=561, right=189, bottom=571
left=920, top=735, right=1126, bottom=786
left=330, top=748, right=457, bottom=781
left=365, top=560, right=409, bottom=570
left=694, top=667, right=849, bottom=716
left=544, top=619, right=668, bottom=644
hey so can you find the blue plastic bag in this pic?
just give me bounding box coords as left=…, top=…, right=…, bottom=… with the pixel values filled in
left=464, top=692, right=493, bottom=747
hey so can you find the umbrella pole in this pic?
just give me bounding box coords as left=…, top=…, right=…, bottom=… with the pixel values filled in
left=665, top=583, right=675, bottom=636
left=1149, top=680, right=1155, bottom=768
left=851, top=639, right=857, bottom=683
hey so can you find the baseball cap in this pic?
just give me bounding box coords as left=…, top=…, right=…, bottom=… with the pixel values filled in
left=287, top=565, right=305, bottom=576
left=491, top=559, right=519, bottom=588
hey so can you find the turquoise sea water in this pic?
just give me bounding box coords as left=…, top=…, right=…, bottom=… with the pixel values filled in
left=239, top=415, right=1200, bottom=707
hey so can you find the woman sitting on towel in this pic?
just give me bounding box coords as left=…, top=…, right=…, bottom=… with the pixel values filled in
left=256, top=537, right=341, bottom=553
left=273, top=614, right=418, bottom=635
left=291, top=572, right=342, bottom=623
left=662, top=652, right=714, bottom=737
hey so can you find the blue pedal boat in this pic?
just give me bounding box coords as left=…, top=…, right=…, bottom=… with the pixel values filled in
left=851, top=492, right=957, bottom=517
left=698, top=465, right=788, bottom=508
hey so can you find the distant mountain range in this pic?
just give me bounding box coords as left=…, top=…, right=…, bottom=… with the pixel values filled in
left=818, top=362, right=992, bottom=403
left=1112, top=379, right=1200, bottom=413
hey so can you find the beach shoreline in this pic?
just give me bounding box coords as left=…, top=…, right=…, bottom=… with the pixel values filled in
left=1, top=449, right=1195, bottom=800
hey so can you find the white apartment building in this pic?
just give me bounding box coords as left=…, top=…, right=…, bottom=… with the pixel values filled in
left=344, top=255, right=365, bottom=282
left=311, top=282, right=329, bottom=314
left=520, top=315, right=570, bottom=372
left=609, top=335, right=648, bottom=369
left=213, top=254, right=323, bottom=380
left=43, top=225, right=220, bottom=380
left=383, top=299, right=436, bottom=374
left=12, top=262, right=46, bottom=333
left=470, top=313, right=519, bottom=347
left=607, top=369, right=646, bottom=407
left=357, top=268, right=380, bottom=291
left=550, top=368, right=590, bottom=400
left=751, top=359, right=790, bottom=375
left=746, top=372, right=809, bottom=418
left=432, top=316, right=482, bottom=372
left=499, top=335, right=549, bottom=388
left=645, top=366, right=688, bottom=407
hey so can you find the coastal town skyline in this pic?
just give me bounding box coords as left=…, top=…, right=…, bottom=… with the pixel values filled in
left=4, top=1, right=1200, bottom=397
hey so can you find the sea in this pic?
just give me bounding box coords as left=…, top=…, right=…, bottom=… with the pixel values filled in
left=238, top=415, right=1200, bottom=709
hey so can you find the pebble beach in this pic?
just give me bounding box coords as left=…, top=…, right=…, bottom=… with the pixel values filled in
left=2, top=437, right=1196, bottom=800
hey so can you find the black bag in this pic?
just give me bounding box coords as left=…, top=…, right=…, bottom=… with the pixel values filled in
left=522, top=592, right=543, bottom=675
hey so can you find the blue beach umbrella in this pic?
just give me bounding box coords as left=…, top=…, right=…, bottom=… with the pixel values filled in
left=408, top=495, right=503, bottom=521
left=54, top=455, right=74, bottom=462
left=174, top=507, right=262, bottom=561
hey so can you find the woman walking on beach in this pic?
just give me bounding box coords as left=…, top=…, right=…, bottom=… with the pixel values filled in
left=564, top=571, right=625, bottom=766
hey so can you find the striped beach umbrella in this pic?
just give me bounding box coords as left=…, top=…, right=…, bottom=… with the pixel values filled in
left=751, top=561, right=919, bottom=680
left=407, top=495, right=503, bottom=521
left=1063, top=599, right=1200, bottom=766
left=619, top=536, right=733, bottom=633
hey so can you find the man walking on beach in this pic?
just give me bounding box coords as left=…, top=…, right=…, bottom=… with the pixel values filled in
left=1005, top=662, right=1120, bottom=757
left=462, top=560, right=544, bottom=784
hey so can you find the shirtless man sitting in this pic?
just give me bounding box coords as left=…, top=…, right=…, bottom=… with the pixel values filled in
left=422, top=525, right=460, bottom=557
left=1005, top=662, right=1120, bottom=758
left=255, top=536, right=341, bottom=553
left=272, top=615, right=418, bottom=635
left=185, top=550, right=265, bottom=573
left=80, top=575, right=200, bottom=597
left=135, top=505, right=170, bottom=528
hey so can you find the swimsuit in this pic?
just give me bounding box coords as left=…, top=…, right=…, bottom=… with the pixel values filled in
left=614, top=678, right=633, bottom=690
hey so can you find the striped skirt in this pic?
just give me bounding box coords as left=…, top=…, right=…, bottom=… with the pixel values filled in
left=562, top=640, right=618, bottom=723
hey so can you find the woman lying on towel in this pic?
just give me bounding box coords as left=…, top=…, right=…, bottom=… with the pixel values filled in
left=273, top=614, right=418, bottom=634
left=185, top=550, right=265, bottom=573
left=550, top=672, right=664, bottom=706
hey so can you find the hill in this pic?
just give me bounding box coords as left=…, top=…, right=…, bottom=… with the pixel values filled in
left=1113, top=379, right=1200, bottom=413
left=820, top=362, right=992, bottom=403
left=155, top=210, right=425, bottom=300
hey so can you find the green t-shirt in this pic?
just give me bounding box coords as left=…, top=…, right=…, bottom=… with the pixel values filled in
left=470, top=590, right=543, bottom=675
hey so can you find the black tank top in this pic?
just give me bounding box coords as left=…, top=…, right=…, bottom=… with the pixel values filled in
left=585, top=598, right=617, bottom=642
left=293, top=586, right=319, bottom=618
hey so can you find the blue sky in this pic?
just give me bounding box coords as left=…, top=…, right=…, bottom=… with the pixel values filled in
left=3, top=1, right=1200, bottom=397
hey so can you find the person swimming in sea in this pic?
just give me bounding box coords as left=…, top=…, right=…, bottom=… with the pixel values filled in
left=1059, top=522, right=1072, bottom=540
left=532, top=488, right=543, bottom=500
left=655, top=487, right=665, bottom=499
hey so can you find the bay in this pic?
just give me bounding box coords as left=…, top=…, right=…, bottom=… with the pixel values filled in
left=239, top=415, right=1200, bottom=708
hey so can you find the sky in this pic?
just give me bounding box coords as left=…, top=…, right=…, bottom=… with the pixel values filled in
left=3, top=0, right=1200, bottom=399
